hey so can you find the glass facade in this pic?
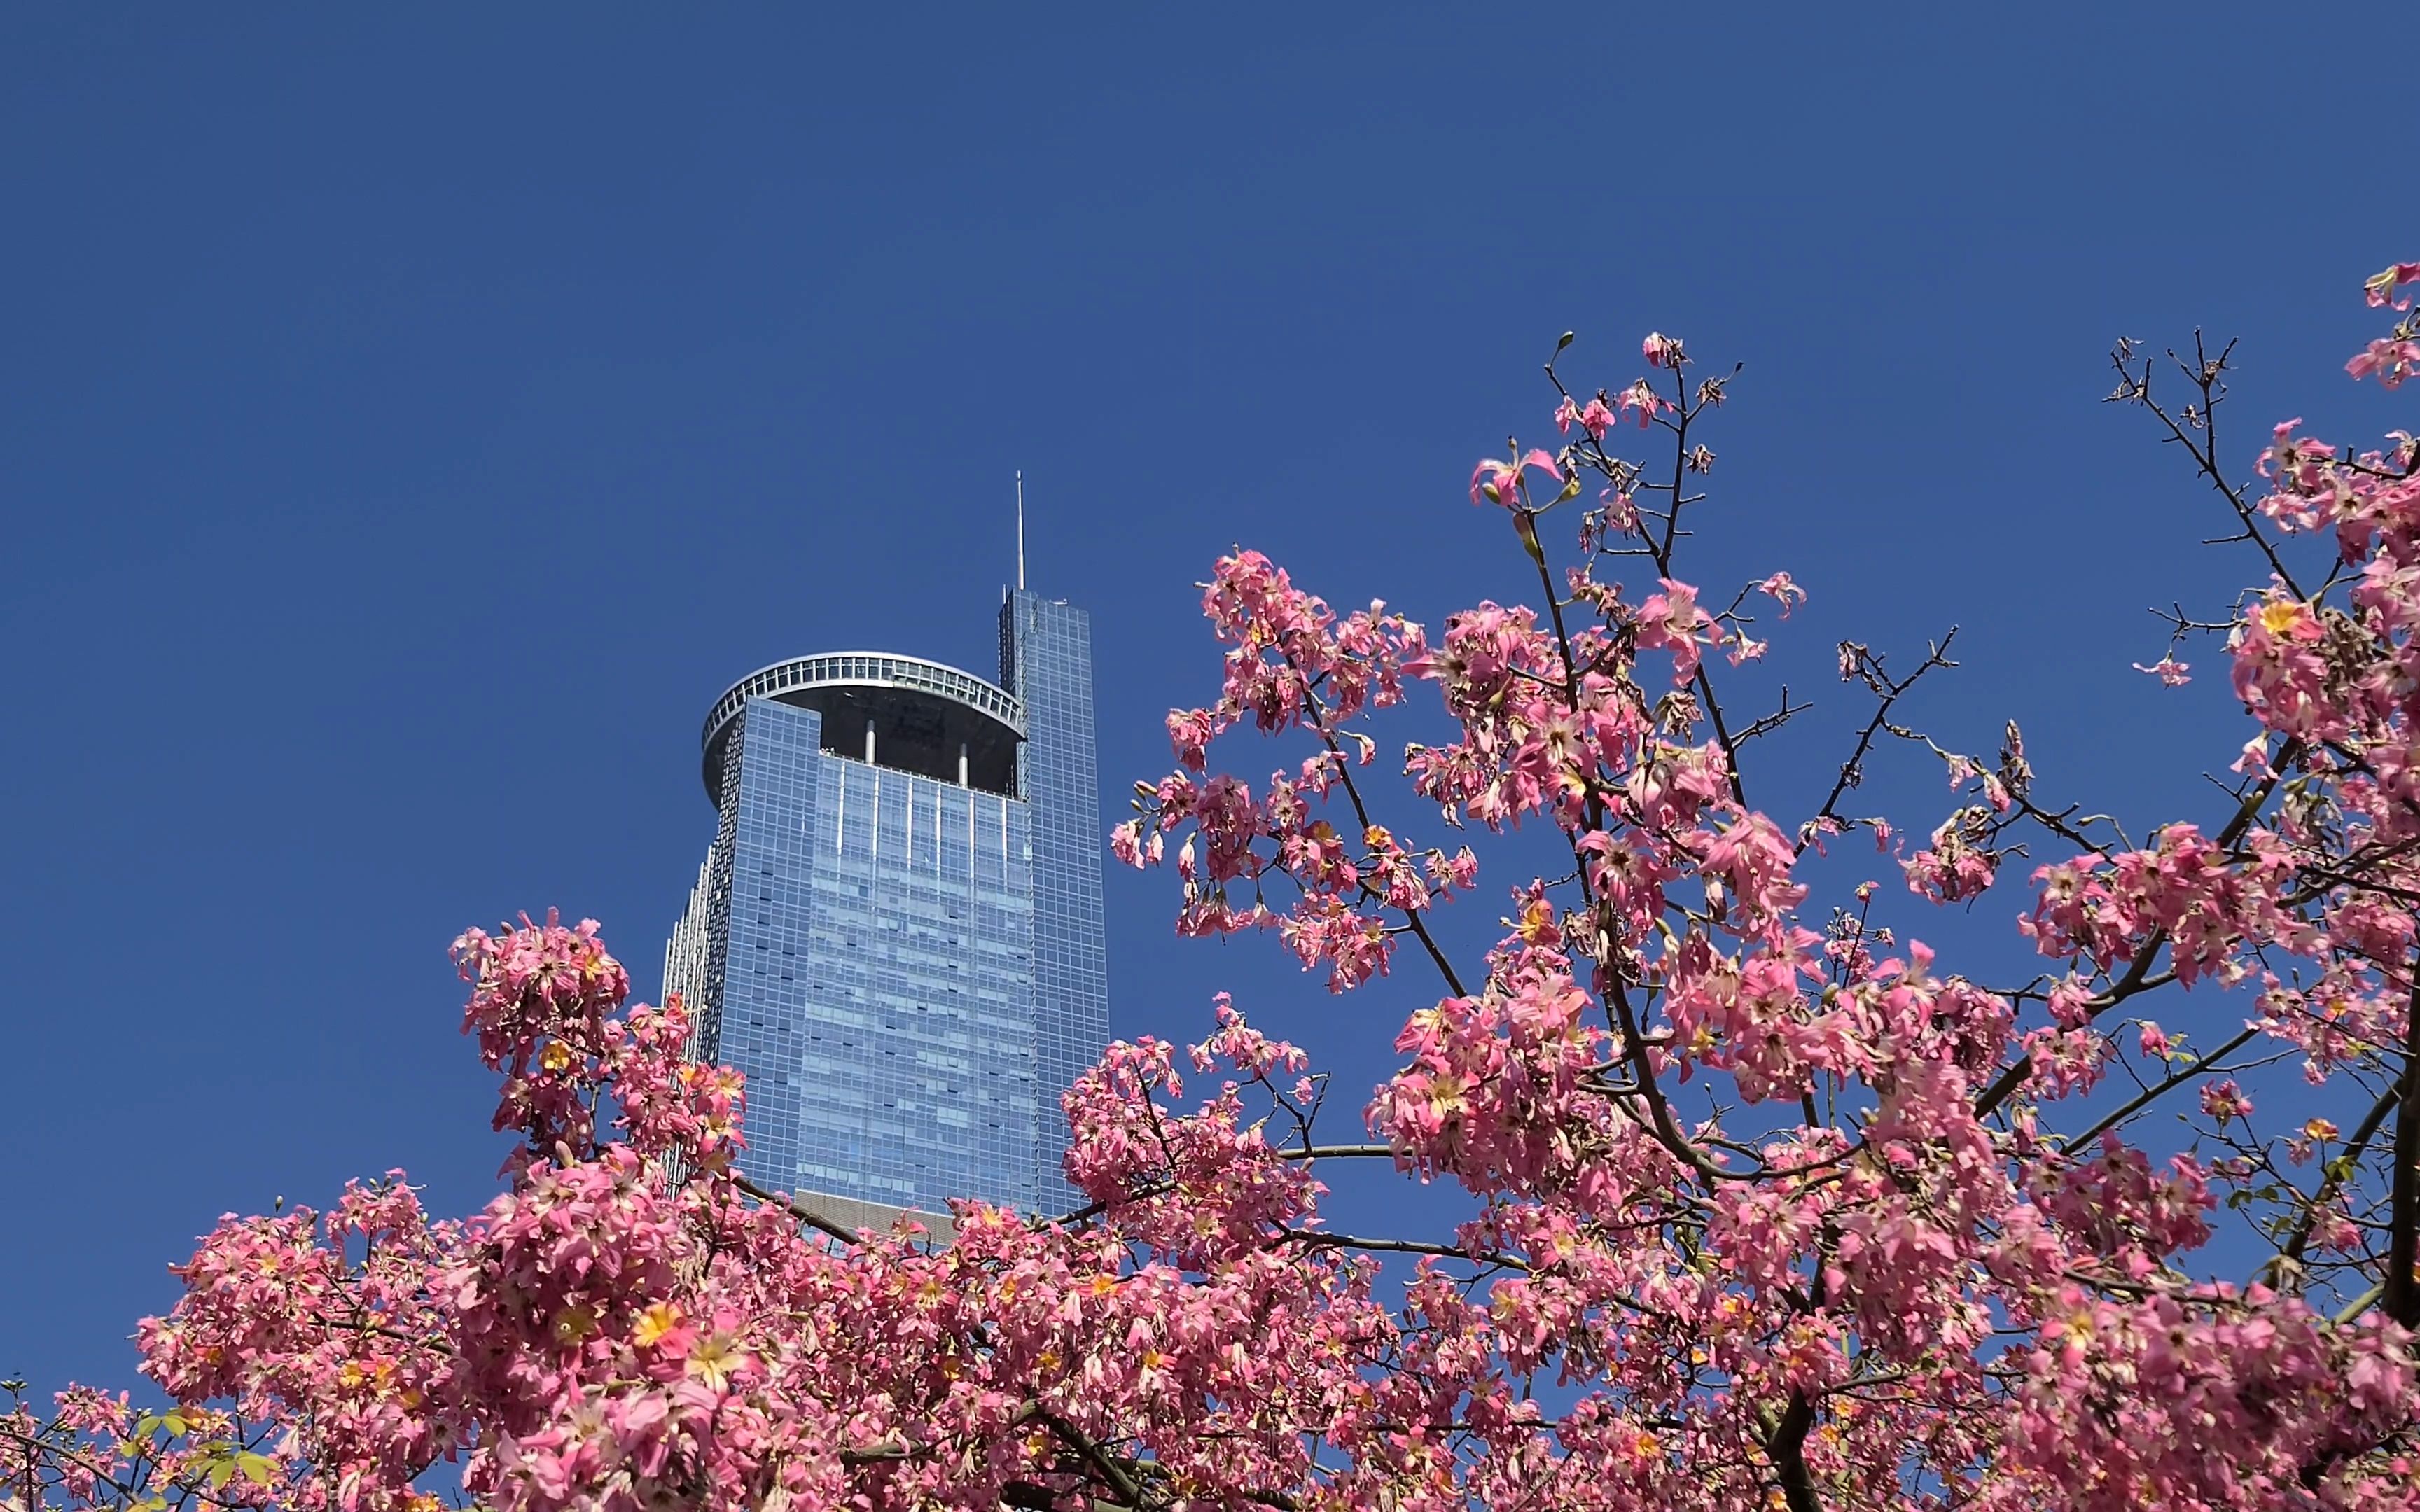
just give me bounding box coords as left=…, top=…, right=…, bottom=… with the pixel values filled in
left=1000, top=591, right=1109, bottom=1214
left=663, top=598, right=1108, bottom=1221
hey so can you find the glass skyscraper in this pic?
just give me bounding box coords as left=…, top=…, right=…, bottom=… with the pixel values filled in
left=662, top=590, right=1106, bottom=1228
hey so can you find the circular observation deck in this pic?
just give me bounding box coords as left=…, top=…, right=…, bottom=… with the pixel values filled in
left=701, top=651, right=1025, bottom=802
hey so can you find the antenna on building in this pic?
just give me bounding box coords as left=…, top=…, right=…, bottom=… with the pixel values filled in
left=1015, top=470, right=1027, bottom=593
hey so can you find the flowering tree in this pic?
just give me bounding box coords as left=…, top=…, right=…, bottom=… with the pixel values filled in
left=13, top=262, right=2420, bottom=1512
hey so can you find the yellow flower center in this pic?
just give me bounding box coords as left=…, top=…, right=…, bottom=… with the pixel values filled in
left=2257, top=601, right=2307, bottom=637
left=632, top=1301, right=683, bottom=1347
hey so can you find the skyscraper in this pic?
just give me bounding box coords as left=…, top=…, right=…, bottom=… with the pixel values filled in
left=661, top=590, right=1107, bottom=1231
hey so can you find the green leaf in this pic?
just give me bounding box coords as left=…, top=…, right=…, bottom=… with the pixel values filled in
left=237, top=1453, right=279, bottom=1487
left=208, top=1459, right=236, bottom=1491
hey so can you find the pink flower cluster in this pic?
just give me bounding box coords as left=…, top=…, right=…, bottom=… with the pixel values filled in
left=25, top=277, right=2420, bottom=1512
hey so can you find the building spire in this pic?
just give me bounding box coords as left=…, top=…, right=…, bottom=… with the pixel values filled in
left=1015, top=470, right=1026, bottom=593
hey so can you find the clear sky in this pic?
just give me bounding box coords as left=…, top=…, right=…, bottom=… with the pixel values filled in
left=5, top=6, right=2415, bottom=1396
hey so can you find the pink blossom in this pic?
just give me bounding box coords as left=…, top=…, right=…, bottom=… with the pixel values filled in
left=2364, top=259, right=2420, bottom=309
left=1553, top=394, right=1618, bottom=440
left=2199, top=1078, right=2253, bottom=1126
left=1755, top=571, right=1804, bottom=616
left=2132, top=654, right=2192, bottom=686
left=1618, top=377, right=1667, bottom=427
left=2346, top=337, right=2420, bottom=388
left=26, top=255, right=2420, bottom=1512
left=1470, top=448, right=1564, bottom=507
left=1634, top=578, right=1711, bottom=685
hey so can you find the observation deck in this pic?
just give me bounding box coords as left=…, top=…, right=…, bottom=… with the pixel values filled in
left=701, top=650, right=1025, bottom=802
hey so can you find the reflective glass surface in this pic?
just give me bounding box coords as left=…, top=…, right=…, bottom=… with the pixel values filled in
left=1000, top=591, right=1110, bottom=1213
left=664, top=601, right=1105, bottom=1218
left=676, top=699, right=1041, bottom=1213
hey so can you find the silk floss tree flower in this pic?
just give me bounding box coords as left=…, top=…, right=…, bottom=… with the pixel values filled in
left=19, top=261, right=2420, bottom=1511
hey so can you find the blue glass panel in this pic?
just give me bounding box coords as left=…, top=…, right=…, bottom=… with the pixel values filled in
left=1001, top=591, right=1111, bottom=1214
left=667, top=600, right=1106, bottom=1223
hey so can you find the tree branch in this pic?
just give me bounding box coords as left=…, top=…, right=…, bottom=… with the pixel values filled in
left=1975, top=746, right=2297, bottom=1119
left=1279, top=1229, right=1527, bottom=1270
left=2384, top=941, right=2420, bottom=1327
left=733, top=1175, right=863, bottom=1247
left=2059, top=1024, right=2260, bottom=1152
left=2267, top=1081, right=2399, bottom=1288
left=1765, top=1389, right=1823, bottom=1512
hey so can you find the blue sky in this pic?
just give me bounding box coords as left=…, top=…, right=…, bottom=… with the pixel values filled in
left=6, top=6, right=2416, bottom=1396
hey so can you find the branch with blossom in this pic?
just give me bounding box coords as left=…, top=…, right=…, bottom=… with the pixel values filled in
left=18, top=260, right=2420, bottom=1512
